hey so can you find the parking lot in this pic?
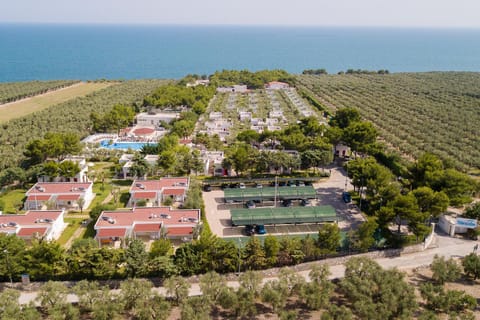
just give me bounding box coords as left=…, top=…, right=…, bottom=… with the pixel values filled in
left=202, top=166, right=365, bottom=239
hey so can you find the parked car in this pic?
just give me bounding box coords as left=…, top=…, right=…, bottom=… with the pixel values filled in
left=282, top=199, right=293, bottom=207
left=255, top=183, right=263, bottom=188
left=245, top=225, right=255, bottom=236
left=297, top=181, right=305, bottom=187
left=245, top=200, right=256, bottom=209
left=287, top=181, right=296, bottom=187
left=239, top=183, right=246, bottom=189
left=300, top=199, right=311, bottom=206
left=203, top=184, right=212, bottom=192
left=342, top=191, right=352, bottom=203
left=255, top=225, right=266, bottom=235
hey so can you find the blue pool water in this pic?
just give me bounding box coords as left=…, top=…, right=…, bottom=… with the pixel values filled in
left=100, top=140, right=156, bottom=150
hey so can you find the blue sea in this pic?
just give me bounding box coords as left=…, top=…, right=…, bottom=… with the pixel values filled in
left=1, top=24, right=480, bottom=82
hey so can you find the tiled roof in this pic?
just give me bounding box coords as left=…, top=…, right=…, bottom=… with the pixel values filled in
left=133, top=127, right=155, bottom=135
left=95, top=207, right=200, bottom=230
left=132, top=191, right=157, bottom=199
left=0, top=210, right=63, bottom=226
left=57, top=194, right=81, bottom=201
left=133, top=223, right=162, bottom=232
left=167, top=226, right=194, bottom=236
left=27, top=182, right=92, bottom=195
left=17, top=227, right=48, bottom=237
left=130, top=178, right=189, bottom=192
left=162, top=188, right=186, bottom=196
left=26, top=195, right=52, bottom=201
left=96, top=228, right=127, bottom=238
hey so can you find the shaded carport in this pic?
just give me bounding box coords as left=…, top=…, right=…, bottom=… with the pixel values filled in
left=230, top=205, right=338, bottom=226
left=224, top=186, right=317, bottom=203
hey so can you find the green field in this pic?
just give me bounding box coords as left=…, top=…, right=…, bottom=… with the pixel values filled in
left=0, top=80, right=79, bottom=104
left=0, top=79, right=168, bottom=170
left=0, top=189, right=26, bottom=214
left=296, top=72, right=480, bottom=170
left=0, top=82, right=113, bottom=122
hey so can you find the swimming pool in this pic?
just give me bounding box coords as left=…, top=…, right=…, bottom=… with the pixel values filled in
left=100, top=140, right=157, bottom=150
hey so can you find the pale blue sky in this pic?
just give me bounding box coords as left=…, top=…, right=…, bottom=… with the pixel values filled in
left=1, top=0, right=479, bottom=28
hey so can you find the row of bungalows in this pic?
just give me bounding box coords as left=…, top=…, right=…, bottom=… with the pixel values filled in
left=128, top=177, right=189, bottom=207
left=24, top=182, right=95, bottom=211
left=0, top=210, right=66, bottom=243
left=94, top=206, right=200, bottom=246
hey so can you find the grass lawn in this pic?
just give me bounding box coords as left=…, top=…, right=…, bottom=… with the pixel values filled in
left=0, top=82, right=113, bottom=122
left=90, top=182, right=113, bottom=208
left=0, top=189, right=27, bottom=213
left=57, top=218, right=84, bottom=246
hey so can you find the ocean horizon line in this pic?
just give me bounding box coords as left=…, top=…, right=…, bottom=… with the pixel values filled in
left=2, top=22, right=480, bottom=31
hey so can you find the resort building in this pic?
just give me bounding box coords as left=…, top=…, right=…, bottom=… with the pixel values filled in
left=0, top=210, right=66, bottom=242
left=136, top=112, right=180, bottom=127
left=201, top=151, right=226, bottom=176
left=94, top=206, right=200, bottom=247
left=24, top=182, right=94, bottom=211
left=128, top=177, right=190, bottom=207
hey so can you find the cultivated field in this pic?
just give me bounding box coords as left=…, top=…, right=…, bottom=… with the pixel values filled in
left=296, top=72, right=480, bottom=171
left=0, top=81, right=113, bottom=122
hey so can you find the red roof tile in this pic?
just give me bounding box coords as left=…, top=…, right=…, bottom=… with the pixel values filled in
left=27, top=182, right=92, bottom=195
left=17, top=227, right=48, bottom=237
left=133, top=127, right=155, bottom=135
left=26, top=195, right=52, bottom=201
left=95, top=207, right=200, bottom=229
left=96, top=228, right=127, bottom=238
left=0, top=210, right=63, bottom=226
left=133, top=223, right=162, bottom=232
left=132, top=191, right=157, bottom=199
left=130, top=178, right=189, bottom=193
left=57, top=194, right=81, bottom=201
left=167, top=226, right=193, bottom=236
left=163, top=188, right=186, bottom=196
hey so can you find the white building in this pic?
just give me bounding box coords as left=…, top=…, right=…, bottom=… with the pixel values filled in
left=136, top=112, right=180, bottom=127
left=201, top=151, right=225, bottom=176
left=24, top=182, right=94, bottom=212
left=0, top=210, right=66, bottom=242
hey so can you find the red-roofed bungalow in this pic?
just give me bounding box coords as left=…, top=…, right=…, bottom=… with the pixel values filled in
left=128, top=177, right=189, bottom=207
left=94, top=206, right=200, bottom=247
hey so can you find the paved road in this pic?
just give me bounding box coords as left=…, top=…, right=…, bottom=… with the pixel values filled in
left=17, top=232, right=475, bottom=304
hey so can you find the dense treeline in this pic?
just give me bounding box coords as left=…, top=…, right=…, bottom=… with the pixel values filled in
left=209, top=69, right=295, bottom=89
left=143, top=84, right=215, bottom=114
left=327, top=107, right=477, bottom=241
left=221, top=117, right=333, bottom=176
left=296, top=72, right=480, bottom=170
left=2, top=255, right=479, bottom=319
left=0, top=80, right=79, bottom=104
left=0, top=80, right=167, bottom=170
left=0, top=221, right=371, bottom=283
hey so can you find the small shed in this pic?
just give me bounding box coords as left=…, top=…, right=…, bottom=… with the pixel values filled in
left=438, top=214, right=477, bottom=236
